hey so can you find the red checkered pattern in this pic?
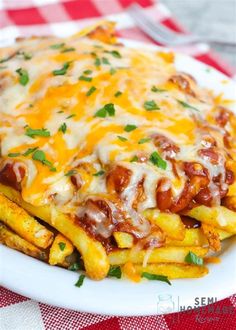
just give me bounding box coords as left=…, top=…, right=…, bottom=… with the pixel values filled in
left=0, top=1, right=235, bottom=329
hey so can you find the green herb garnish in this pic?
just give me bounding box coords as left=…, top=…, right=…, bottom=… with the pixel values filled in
left=50, top=43, right=65, bottom=49
left=26, top=128, right=50, bottom=138
left=86, top=86, right=96, bottom=96
left=83, top=70, right=92, bottom=75
left=149, top=151, right=167, bottom=170
left=138, top=137, right=151, bottom=144
left=58, top=122, right=67, bottom=134
left=141, top=272, right=171, bottom=285
left=185, top=251, right=203, bottom=265
left=79, top=75, right=92, bottom=82
left=130, top=155, right=138, bottom=162
left=75, top=274, right=85, bottom=288
left=114, top=91, right=122, bottom=97
left=124, top=124, right=137, bottom=132
left=108, top=266, right=122, bottom=279
left=94, top=58, right=101, bottom=67
left=106, top=50, right=122, bottom=58
left=23, top=147, right=38, bottom=156
left=117, top=135, right=127, bottom=142
left=110, top=68, right=116, bottom=75
left=16, top=68, right=29, bottom=86
left=94, top=103, right=115, bottom=118
left=151, top=86, right=166, bottom=92
left=66, top=114, right=76, bottom=119
left=61, top=47, right=75, bottom=53
left=32, top=150, right=56, bottom=171
left=65, top=169, right=77, bottom=177
left=68, top=261, right=83, bottom=271
left=58, top=242, right=66, bottom=251
left=8, top=153, right=21, bottom=158
left=93, top=170, right=105, bottom=177
left=102, top=57, right=110, bottom=65
left=52, top=62, right=70, bottom=76
left=144, top=100, right=160, bottom=111
left=177, top=100, right=199, bottom=112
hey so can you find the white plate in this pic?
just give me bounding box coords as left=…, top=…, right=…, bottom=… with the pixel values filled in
left=1, top=39, right=236, bottom=316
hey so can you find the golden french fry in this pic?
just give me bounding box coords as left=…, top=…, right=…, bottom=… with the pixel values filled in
left=0, top=193, right=53, bottom=249
left=109, top=246, right=208, bottom=265
left=186, top=205, right=236, bottom=234
left=49, top=234, right=74, bottom=266
left=0, top=222, right=47, bottom=261
left=201, top=223, right=221, bottom=252
left=113, top=232, right=134, bottom=248
left=166, top=227, right=232, bottom=247
left=134, top=263, right=209, bottom=279
left=144, top=210, right=185, bottom=240
left=0, top=184, right=109, bottom=280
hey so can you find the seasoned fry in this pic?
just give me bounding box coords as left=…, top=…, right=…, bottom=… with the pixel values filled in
left=113, top=232, right=134, bottom=248
left=144, top=210, right=185, bottom=240
left=166, top=227, right=232, bottom=247
left=0, top=222, right=47, bottom=261
left=134, top=263, right=209, bottom=279
left=49, top=234, right=74, bottom=266
left=0, top=184, right=109, bottom=280
left=186, top=205, right=236, bottom=234
left=201, top=224, right=221, bottom=252
left=0, top=193, right=53, bottom=249
left=109, top=246, right=208, bottom=265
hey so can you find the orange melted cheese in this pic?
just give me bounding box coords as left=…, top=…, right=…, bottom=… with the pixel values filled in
left=0, top=22, right=235, bottom=216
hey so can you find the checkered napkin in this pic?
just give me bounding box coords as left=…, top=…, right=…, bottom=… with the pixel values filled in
left=0, top=1, right=236, bottom=329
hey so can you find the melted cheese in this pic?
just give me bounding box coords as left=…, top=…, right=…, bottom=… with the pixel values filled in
left=0, top=22, right=235, bottom=223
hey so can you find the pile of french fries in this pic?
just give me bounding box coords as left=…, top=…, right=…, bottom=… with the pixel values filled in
left=1, top=182, right=235, bottom=283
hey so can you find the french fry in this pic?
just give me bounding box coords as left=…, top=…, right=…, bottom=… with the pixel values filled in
left=144, top=210, right=185, bottom=240
left=0, top=184, right=109, bottom=280
left=186, top=205, right=236, bottom=234
left=113, top=232, right=134, bottom=248
left=49, top=234, right=74, bottom=266
left=0, top=222, right=47, bottom=261
left=134, top=263, right=209, bottom=279
left=109, top=246, right=208, bottom=265
left=0, top=193, right=53, bottom=249
left=201, top=224, right=221, bottom=252
left=166, top=228, right=232, bottom=247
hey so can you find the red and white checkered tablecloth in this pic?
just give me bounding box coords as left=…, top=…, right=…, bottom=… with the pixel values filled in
left=0, top=1, right=236, bottom=329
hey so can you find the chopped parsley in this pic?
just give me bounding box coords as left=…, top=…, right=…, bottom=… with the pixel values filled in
left=61, top=47, right=75, bottom=53
left=141, top=272, right=171, bottom=285
left=130, top=155, right=138, bottom=162
left=124, top=124, right=137, bottom=132
left=23, top=147, right=38, bottom=156
left=66, top=114, right=76, bottom=119
left=50, top=43, right=65, bottom=49
left=151, top=86, right=166, bottom=92
left=32, top=150, right=56, bottom=171
left=102, top=57, right=110, bottom=65
left=185, top=251, right=204, bottom=265
left=0, top=55, right=13, bottom=63
left=68, top=261, right=83, bottom=271
left=58, top=122, right=67, bottom=134
left=94, top=103, right=115, bottom=118
left=114, top=91, right=122, bottom=97
left=75, top=274, right=85, bottom=288
left=86, top=86, right=96, bottom=96
left=26, top=127, right=50, bottom=138
left=83, top=69, right=92, bottom=75
left=94, top=57, right=101, bottom=67
left=107, top=266, right=122, bottom=279
left=149, top=151, right=167, bottom=170
left=105, top=50, right=122, bottom=58
left=16, top=68, right=29, bottom=86
left=93, top=170, right=105, bottom=177
left=58, top=242, right=66, bottom=251
left=138, top=137, right=151, bottom=144
left=79, top=75, right=92, bottom=82
left=110, top=68, right=116, bottom=75
left=117, top=135, right=127, bottom=142
left=65, top=169, right=77, bottom=177
left=8, top=152, right=21, bottom=158
left=144, top=100, right=160, bottom=111
left=17, top=51, right=32, bottom=60
left=52, top=62, right=70, bottom=76
left=177, top=100, right=199, bottom=112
